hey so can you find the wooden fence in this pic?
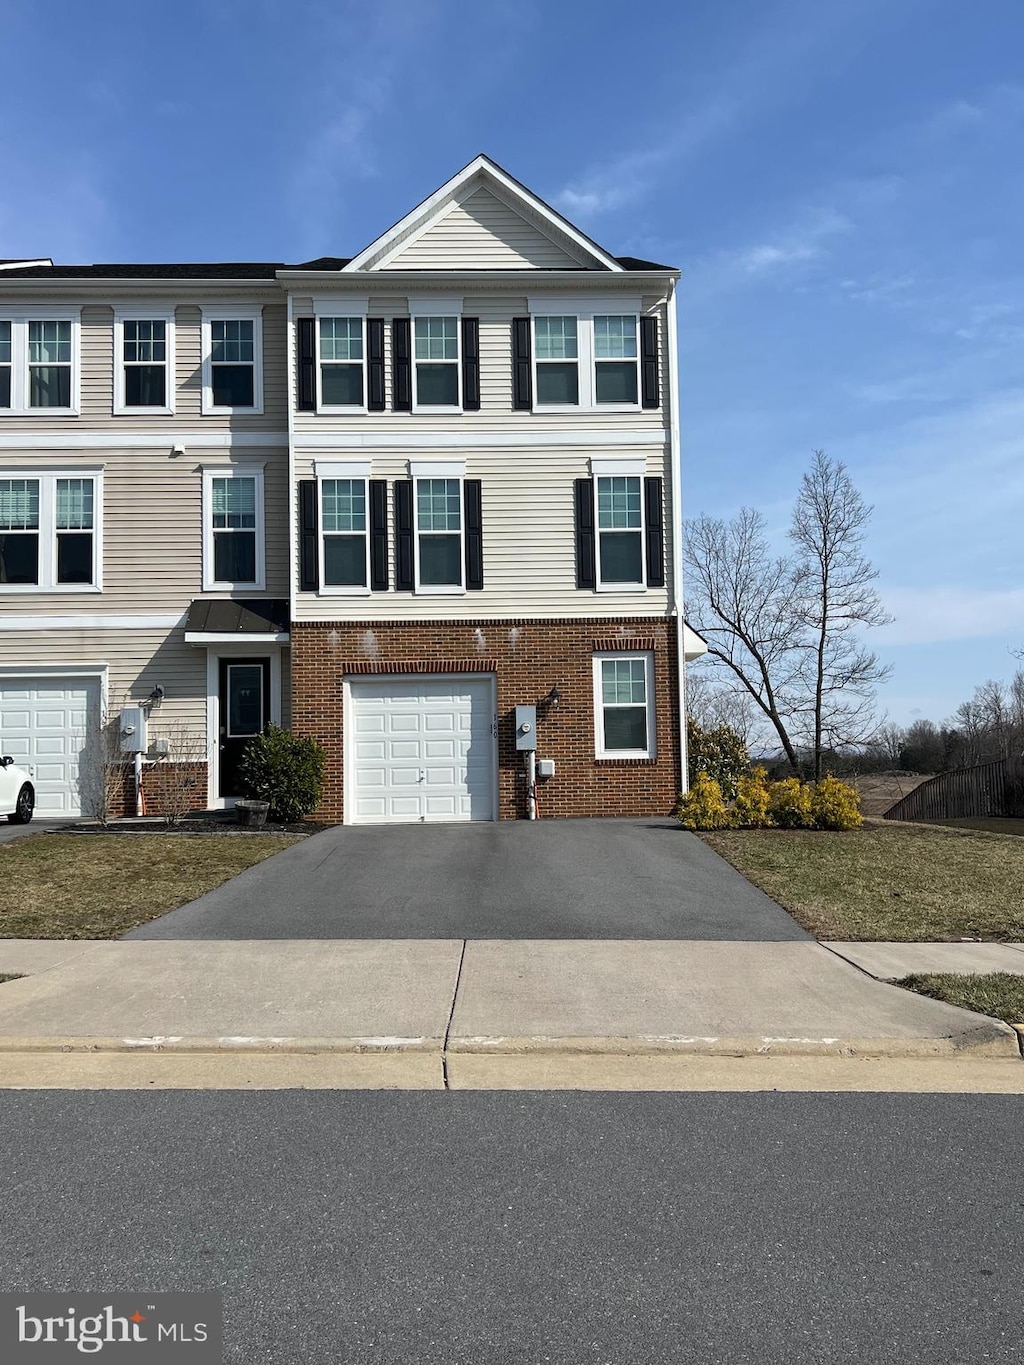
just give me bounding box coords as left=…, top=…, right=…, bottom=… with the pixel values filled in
left=883, top=757, right=1024, bottom=823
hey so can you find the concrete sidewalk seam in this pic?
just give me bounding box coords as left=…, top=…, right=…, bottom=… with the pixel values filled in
left=441, top=939, right=468, bottom=1091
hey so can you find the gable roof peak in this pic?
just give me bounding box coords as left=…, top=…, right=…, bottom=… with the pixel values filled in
left=343, top=154, right=625, bottom=274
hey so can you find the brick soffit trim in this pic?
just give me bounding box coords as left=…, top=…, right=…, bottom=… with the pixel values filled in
left=591, top=637, right=657, bottom=651
left=340, top=658, right=499, bottom=674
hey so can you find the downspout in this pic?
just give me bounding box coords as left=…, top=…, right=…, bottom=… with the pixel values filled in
left=666, top=282, right=690, bottom=793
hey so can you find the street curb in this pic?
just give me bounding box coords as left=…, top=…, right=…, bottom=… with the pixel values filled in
left=0, top=1025, right=1016, bottom=1060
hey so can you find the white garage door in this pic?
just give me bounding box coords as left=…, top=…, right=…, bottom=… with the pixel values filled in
left=0, top=677, right=102, bottom=816
left=348, top=675, right=496, bottom=824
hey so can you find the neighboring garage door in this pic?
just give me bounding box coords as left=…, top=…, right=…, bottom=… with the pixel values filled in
left=0, top=677, right=101, bottom=816
left=348, top=675, right=496, bottom=824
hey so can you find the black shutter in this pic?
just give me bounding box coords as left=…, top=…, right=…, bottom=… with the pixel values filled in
left=574, top=478, right=596, bottom=590
left=394, top=480, right=414, bottom=590
left=367, top=318, right=385, bottom=412
left=644, top=477, right=665, bottom=587
left=512, top=317, right=532, bottom=410
left=462, top=318, right=480, bottom=411
left=370, top=479, right=388, bottom=590
left=464, top=480, right=483, bottom=590
left=299, top=480, right=318, bottom=591
left=297, top=318, right=316, bottom=412
left=640, top=315, right=660, bottom=409
left=392, top=318, right=412, bottom=412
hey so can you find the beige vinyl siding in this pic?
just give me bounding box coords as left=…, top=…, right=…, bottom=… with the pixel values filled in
left=0, top=627, right=208, bottom=742
left=293, top=295, right=670, bottom=432
left=0, top=295, right=288, bottom=432
left=0, top=444, right=288, bottom=614
left=293, top=443, right=674, bottom=622
left=383, top=188, right=592, bottom=271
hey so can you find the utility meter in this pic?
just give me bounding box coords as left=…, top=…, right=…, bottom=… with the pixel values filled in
left=515, top=705, right=537, bottom=751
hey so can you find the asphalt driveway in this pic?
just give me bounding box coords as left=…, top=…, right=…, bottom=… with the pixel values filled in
left=126, top=818, right=809, bottom=941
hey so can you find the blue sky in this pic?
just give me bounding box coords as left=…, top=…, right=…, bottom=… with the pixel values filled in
left=3, top=0, right=1022, bottom=728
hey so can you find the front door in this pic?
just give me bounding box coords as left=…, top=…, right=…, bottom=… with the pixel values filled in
left=218, top=658, right=270, bottom=799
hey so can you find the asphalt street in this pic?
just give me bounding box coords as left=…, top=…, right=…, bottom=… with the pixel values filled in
left=1, top=1091, right=1021, bottom=1364
left=127, top=817, right=809, bottom=940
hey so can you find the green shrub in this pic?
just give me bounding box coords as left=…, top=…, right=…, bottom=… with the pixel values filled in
left=686, top=719, right=749, bottom=800
left=810, top=774, right=863, bottom=831
left=236, top=725, right=326, bottom=823
left=734, top=766, right=772, bottom=827
left=767, top=776, right=814, bottom=829
left=676, top=772, right=734, bottom=830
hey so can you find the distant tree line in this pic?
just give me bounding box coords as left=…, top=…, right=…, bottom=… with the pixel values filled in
left=687, top=666, right=1024, bottom=777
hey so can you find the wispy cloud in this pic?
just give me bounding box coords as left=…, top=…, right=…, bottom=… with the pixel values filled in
left=553, top=0, right=906, bottom=219
left=876, top=587, right=1024, bottom=647
left=733, top=209, right=852, bottom=275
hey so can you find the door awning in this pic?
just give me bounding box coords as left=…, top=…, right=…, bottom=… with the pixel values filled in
left=184, top=598, right=290, bottom=644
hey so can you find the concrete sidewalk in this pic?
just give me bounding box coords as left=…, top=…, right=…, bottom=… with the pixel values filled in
left=0, top=938, right=1018, bottom=1090
left=825, top=941, right=1024, bottom=979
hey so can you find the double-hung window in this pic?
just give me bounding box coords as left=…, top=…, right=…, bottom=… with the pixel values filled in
left=593, top=653, right=655, bottom=759
left=413, top=465, right=464, bottom=590
left=201, top=308, right=263, bottom=413
left=410, top=298, right=461, bottom=410
left=593, top=315, right=639, bottom=404
left=321, top=476, right=369, bottom=588
left=319, top=317, right=365, bottom=408
left=0, top=322, right=10, bottom=408
left=528, top=297, right=643, bottom=411
left=114, top=309, right=174, bottom=413
left=202, top=467, right=265, bottom=590
left=596, top=474, right=644, bottom=586
left=0, top=311, right=80, bottom=414
left=534, top=316, right=579, bottom=405
left=0, top=471, right=101, bottom=590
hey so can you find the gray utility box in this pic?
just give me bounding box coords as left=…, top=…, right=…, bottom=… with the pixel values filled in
left=118, top=706, right=148, bottom=754
left=515, top=705, right=537, bottom=751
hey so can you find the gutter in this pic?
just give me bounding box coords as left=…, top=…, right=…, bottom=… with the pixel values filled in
left=666, top=282, right=689, bottom=794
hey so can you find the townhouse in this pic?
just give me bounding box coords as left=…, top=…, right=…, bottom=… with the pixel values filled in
left=0, top=156, right=703, bottom=824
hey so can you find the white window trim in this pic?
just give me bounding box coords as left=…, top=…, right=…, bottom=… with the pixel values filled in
left=200, top=306, right=264, bottom=415
left=0, top=308, right=81, bottom=416
left=313, top=296, right=369, bottom=415
left=593, top=465, right=647, bottom=592
left=316, top=459, right=372, bottom=597
left=411, top=459, right=466, bottom=595
left=201, top=465, right=266, bottom=591
left=409, top=296, right=463, bottom=415
left=593, top=651, right=656, bottom=760
left=113, top=305, right=175, bottom=416
left=0, top=466, right=103, bottom=593
left=528, top=296, right=643, bottom=414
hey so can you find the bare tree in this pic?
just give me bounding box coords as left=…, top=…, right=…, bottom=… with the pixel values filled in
left=685, top=451, right=890, bottom=779
left=789, top=452, right=892, bottom=778
left=684, top=661, right=763, bottom=749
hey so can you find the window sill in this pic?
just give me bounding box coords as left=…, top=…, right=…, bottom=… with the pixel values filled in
left=595, top=582, right=648, bottom=593
left=317, top=586, right=372, bottom=597
left=0, top=583, right=102, bottom=594
left=415, top=586, right=466, bottom=596
left=317, top=406, right=369, bottom=416
left=3, top=408, right=80, bottom=418
left=412, top=405, right=463, bottom=415
left=201, top=406, right=264, bottom=417
left=595, top=753, right=657, bottom=764
left=202, top=582, right=267, bottom=593
left=114, top=405, right=174, bottom=417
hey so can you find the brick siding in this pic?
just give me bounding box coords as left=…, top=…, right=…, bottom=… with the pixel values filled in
left=291, top=618, right=681, bottom=822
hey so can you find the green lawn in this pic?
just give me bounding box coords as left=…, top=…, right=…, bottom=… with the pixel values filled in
left=0, top=832, right=301, bottom=938
left=898, top=973, right=1024, bottom=1026
left=701, top=820, right=1024, bottom=941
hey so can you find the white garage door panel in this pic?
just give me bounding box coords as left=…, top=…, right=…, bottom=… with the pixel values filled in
left=0, top=677, right=101, bottom=816
left=349, top=676, right=495, bottom=824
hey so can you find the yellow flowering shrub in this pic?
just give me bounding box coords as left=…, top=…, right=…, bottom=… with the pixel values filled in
left=676, top=772, right=734, bottom=830
left=767, top=776, right=815, bottom=828
left=810, top=774, right=863, bottom=830
left=733, top=766, right=772, bottom=827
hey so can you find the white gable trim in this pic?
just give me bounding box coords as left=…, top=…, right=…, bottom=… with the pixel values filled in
left=344, top=155, right=624, bottom=274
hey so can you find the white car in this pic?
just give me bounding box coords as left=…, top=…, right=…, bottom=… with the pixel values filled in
left=0, top=756, right=35, bottom=824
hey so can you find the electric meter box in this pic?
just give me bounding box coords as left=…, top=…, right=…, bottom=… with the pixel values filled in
left=118, top=706, right=148, bottom=754
left=515, top=705, right=537, bottom=751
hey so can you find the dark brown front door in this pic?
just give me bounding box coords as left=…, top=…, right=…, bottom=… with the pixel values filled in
left=218, top=657, right=270, bottom=798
